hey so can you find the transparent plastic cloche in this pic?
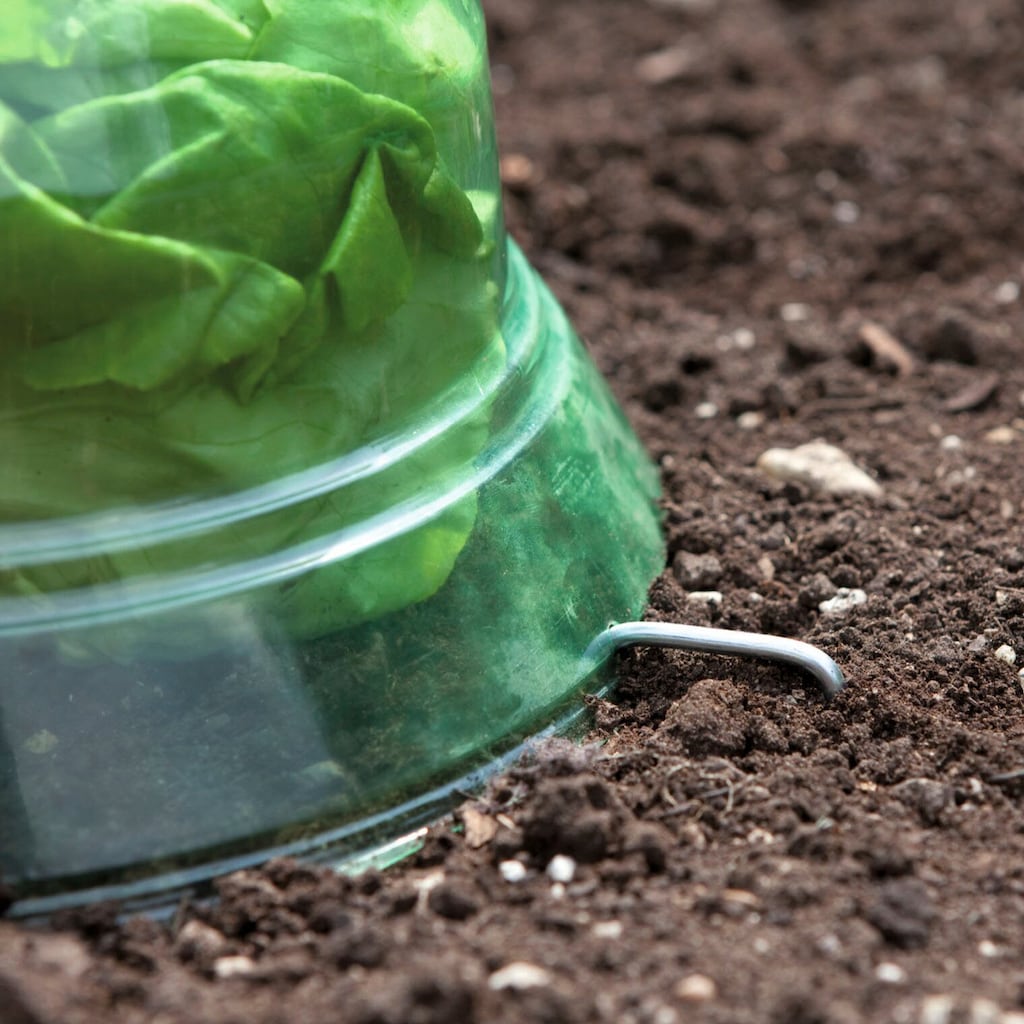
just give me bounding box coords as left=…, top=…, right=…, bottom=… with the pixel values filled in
left=0, top=0, right=666, bottom=913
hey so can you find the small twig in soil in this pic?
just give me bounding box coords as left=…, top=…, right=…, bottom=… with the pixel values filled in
left=943, top=371, right=1000, bottom=413
left=858, top=321, right=916, bottom=376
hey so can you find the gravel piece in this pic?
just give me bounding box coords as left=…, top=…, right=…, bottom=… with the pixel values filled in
left=757, top=441, right=882, bottom=497
left=488, top=962, right=553, bottom=991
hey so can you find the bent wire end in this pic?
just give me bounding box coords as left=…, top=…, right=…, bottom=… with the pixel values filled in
left=584, top=621, right=846, bottom=701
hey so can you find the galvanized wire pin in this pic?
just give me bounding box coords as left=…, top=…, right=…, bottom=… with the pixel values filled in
left=585, top=621, right=845, bottom=700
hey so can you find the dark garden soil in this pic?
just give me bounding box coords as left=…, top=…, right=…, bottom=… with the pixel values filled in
left=5, top=0, right=1024, bottom=1021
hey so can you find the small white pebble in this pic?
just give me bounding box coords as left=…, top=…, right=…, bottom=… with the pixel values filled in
left=737, top=410, right=765, bottom=430
left=994, top=280, right=1020, bottom=304
left=977, top=939, right=1000, bottom=958
left=732, top=327, right=756, bottom=350
left=939, top=434, right=963, bottom=451
left=687, top=590, right=723, bottom=606
left=213, top=956, right=256, bottom=980
left=944, top=466, right=976, bottom=487
left=780, top=302, right=811, bottom=322
left=984, top=425, right=1019, bottom=444
left=968, top=998, right=1001, bottom=1024
left=919, top=995, right=955, bottom=1024
left=819, top=588, right=868, bottom=616
left=695, top=401, right=719, bottom=420
left=675, top=974, right=718, bottom=1002
left=499, top=860, right=527, bottom=883
left=175, top=920, right=229, bottom=961
left=753, top=937, right=771, bottom=954
left=995, top=644, right=1017, bottom=666
left=546, top=854, right=576, bottom=884
left=833, top=200, right=860, bottom=224
left=757, top=440, right=882, bottom=498
left=592, top=920, right=623, bottom=940
left=875, top=962, right=907, bottom=984
left=500, top=153, right=535, bottom=187
left=489, top=962, right=552, bottom=991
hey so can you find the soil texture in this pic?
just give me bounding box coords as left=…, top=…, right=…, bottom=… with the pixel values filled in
left=5, top=0, right=1024, bottom=1021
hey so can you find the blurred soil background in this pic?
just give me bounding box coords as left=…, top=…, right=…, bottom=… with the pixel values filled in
left=5, top=0, right=1024, bottom=1021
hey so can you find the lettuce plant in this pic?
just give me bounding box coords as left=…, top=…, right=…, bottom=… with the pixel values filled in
left=0, top=0, right=502, bottom=637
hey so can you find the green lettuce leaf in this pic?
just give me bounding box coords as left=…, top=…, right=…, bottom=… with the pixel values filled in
left=0, top=0, right=502, bottom=643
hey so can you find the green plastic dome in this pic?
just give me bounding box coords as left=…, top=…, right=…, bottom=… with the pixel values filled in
left=0, top=0, right=665, bottom=913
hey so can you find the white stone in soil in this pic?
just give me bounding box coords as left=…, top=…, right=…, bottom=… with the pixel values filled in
left=995, top=645, right=1017, bottom=666
left=499, top=860, right=527, bottom=883
left=757, top=440, right=882, bottom=497
left=874, top=962, right=906, bottom=984
left=833, top=200, right=860, bottom=224
left=985, top=425, right=1019, bottom=444
left=213, top=956, right=256, bottom=979
left=818, top=588, right=868, bottom=616
left=733, top=327, right=756, bottom=350
left=994, top=280, right=1020, bottom=304
left=780, top=302, right=811, bottom=322
left=919, top=995, right=955, bottom=1024
left=675, top=974, right=717, bottom=1002
left=488, top=962, right=553, bottom=991
left=967, top=998, right=1001, bottom=1024
left=546, top=854, right=576, bottom=884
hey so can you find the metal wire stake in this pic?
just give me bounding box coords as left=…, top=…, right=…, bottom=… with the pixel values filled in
left=584, top=621, right=846, bottom=700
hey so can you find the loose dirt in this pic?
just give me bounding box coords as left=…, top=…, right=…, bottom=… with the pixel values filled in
left=5, top=0, right=1024, bottom=1021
